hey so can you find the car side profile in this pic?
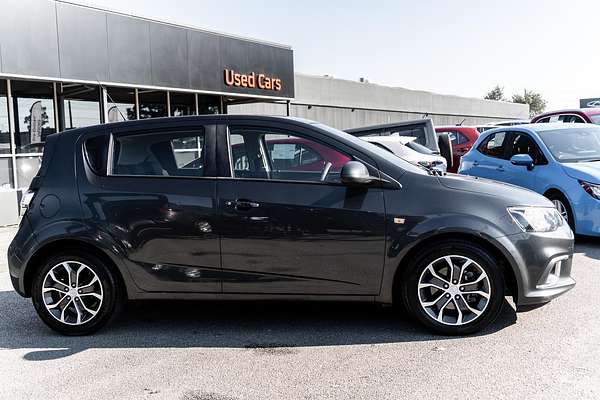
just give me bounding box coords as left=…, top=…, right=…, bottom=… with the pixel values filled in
left=458, top=123, right=600, bottom=236
left=531, top=108, right=600, bottom=124
left=435, top=126, right=480, bottom=173
left=8, top=116, right=574, bottom=336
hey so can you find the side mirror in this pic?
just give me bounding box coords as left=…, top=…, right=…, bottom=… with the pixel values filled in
left=340, top=161, right=373, bottom=185
left=510, top=154, right=534, bottom=170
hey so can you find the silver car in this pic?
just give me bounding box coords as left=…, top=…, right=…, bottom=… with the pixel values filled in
left=362, top=135, right=447, bottom=173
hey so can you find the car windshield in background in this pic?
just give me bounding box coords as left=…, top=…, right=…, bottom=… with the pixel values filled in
left=538, top=127, right=600, bottom=162
left=591, top=115, right=600, bottom=125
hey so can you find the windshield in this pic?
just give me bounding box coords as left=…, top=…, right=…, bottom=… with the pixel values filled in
left=538, top=126, right=600, bottom=162
left=591, top=115, right=600, bottom=125
left=314, top=123, right=427, bottom=175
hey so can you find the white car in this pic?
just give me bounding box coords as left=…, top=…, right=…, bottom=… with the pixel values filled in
left=361, top=136, right=447, bottom=173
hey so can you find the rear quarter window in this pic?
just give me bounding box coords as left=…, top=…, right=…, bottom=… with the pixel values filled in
left=84, top=135, right=109, bottom=175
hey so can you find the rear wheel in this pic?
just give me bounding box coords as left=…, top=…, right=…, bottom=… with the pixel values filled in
left=401, top=240, right=504, bottom=335
left=32, top=251, right=123, bottom=335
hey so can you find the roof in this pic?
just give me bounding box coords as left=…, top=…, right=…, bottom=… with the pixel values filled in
left=535, top=108, right=600, bottom=118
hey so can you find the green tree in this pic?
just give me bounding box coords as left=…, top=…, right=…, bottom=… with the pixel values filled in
left=484, top=85, right=507, bottom=101
left=512, top=89, right=547, bottom=117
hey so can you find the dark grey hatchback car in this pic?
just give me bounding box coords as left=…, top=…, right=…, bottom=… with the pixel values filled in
left=8, top=115, right=575, bottom=336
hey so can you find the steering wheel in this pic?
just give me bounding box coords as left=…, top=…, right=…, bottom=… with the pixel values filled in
left=320, top=161, right=333, bottom=182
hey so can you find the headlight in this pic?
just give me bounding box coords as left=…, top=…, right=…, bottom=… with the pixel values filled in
left=579, top=180, right=600, bottom=200
left=507, top=206, right=564, bottom=233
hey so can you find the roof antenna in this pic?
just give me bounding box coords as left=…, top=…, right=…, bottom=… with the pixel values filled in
left=422, top=113, right=429, bottom=119
left=457, top=118, right=466, bottom=126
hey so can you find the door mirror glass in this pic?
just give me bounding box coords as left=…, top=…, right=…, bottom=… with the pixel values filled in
left=510, top=154, right=534, bottom=170
left=340, top=161, right=373, bottom=185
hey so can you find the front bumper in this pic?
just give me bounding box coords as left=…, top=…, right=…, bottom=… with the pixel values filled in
left=496, top=222, right=575, bottom=307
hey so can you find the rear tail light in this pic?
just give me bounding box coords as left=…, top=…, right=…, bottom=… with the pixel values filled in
left=20, top=189, right=36, bottom=212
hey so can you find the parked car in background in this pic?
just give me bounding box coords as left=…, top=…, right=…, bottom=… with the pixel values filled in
left=459, top=123, right=600, bottom=236
left=345, top=119, right=454, bottom=171
left=8, top=115, right=574, bottom=336
left=435, top=126, right=480, bottom=172
left=487, top=120, right=531, bottom=127
left=531, top=109, right=600, bottom=124
left=361, top=135, right=447, bottom=173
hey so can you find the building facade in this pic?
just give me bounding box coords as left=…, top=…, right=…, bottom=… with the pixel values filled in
left=230, top=74, right=530, bottom=130
left=0, top=0, right=294, bottom=224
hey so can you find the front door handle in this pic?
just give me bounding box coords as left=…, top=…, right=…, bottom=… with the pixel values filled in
left=496, top=166, right=505, bottom=172
left=225, top=199, right=260, bottom=211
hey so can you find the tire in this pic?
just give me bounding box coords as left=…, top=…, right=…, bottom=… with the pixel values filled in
left=32, top=250, right=123, bottom=335
left=400, top=240, right=504, bottom=335
left=546, top=192, right=575, bottom=232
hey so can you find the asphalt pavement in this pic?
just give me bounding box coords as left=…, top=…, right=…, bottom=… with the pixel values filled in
left=0, top=227, right=599, bottom=400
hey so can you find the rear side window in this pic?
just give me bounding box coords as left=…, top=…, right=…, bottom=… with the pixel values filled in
left=478, top=132, right=508, bottom=159
left=84, top=135, right=109, bottom=175
left=111, top=130, right=205, bottom=177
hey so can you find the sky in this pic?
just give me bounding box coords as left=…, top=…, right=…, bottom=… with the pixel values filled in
left=75, top=0, right=600, bottom=110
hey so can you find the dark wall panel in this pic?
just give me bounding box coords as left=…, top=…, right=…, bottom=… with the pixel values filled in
left=107, top=14, right=152, bottom=85
left=188, top=30, right=221, bottom=92
left=149, top=24, right=189, bottom=88
left=56, top=2, right=109, bottom=81
left=0, top=0, right=60, bottom=77
left=0, top=0, right=294, bottom=98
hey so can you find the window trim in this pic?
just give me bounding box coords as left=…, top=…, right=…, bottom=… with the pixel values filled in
left=106, top=128, right=212, bottom=179
left=224, top=124, right=382, bottom=186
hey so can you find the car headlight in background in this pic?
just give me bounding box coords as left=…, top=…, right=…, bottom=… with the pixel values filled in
left=508, top=206, right=564, bottom=233
left=579, top=180, right=600, bottom=200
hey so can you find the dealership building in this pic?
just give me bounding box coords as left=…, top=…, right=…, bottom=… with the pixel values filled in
left=0, top=0, right=528, bottom=225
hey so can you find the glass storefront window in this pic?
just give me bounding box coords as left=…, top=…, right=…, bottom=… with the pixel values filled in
left=170, top=92, right=196, bottom=116
left=16, top=156, right=42, bottom=190
left=0, top=81, right=10, bottom=154
left=139, top=90, right=167, bottom=119
left=106, top=87, right=136, bottom=123
left=0, top=158, right=14, bottom=189
left=59, top=83, right=100, bottom=129
left=198, top=95, right=220, bottom=114
left=11, top=80, right=56, bottom=154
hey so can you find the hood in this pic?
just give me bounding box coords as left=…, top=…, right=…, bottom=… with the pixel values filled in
left=438, top=174, right=553, bottom=207
left=561, top=162, right=600, bottom=184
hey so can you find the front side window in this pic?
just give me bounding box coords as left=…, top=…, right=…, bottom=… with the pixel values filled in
left=536, top=117, right=551, bottom=123
left=559, top=114, right=586, bottom=123
left=591, top=115, right=600, bottom=125
left=444, top=130, right=468, bottom=145
left=478, top=132, right=508, bottom=159
left=112, top=130, right=205, bottom=177
left=508, top=133, right=545, bottom=164
left=229, top=127, right=351, bottom=183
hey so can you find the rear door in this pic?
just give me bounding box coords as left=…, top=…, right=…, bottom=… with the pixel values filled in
left=466, top=131, right=511, bottom=181
left=78, top=121, right=221, bottom=293
left=215, top=121, right=387, bottom=295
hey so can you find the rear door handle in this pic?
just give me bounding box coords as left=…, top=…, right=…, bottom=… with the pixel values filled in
left=225, top=199, right=260, bottom=211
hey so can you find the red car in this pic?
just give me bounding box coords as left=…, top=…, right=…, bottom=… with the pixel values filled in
left=434, top=126, right=480, bottom=173
left=531, top=108, right=600, bottom=124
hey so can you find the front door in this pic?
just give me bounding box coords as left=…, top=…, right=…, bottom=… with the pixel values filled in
left=78, top=123, right=221, bottom=292
left=216, top=122, right=387, bottom=295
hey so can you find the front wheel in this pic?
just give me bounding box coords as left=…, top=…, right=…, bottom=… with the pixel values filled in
left=32, top=251, right=123, bottom=335
left=401, top=240, right=505, bottom=335
left=546, top=192, right=575, bottom=232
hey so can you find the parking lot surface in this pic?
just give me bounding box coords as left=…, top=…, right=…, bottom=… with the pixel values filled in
left=0, top=227, right=599, bottom=400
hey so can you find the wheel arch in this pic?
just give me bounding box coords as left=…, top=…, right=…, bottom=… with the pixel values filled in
left=23, top=238, right=129, bottom=298
left=390, top=232, right=519, bottom=305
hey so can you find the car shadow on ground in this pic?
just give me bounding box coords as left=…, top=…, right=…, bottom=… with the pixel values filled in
left=0, top=289, right=517, bottom=361
left=575, top=235, right=600, bottom=261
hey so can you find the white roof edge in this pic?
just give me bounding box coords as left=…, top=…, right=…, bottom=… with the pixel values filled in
left=55, top=0, right=292, bottom=50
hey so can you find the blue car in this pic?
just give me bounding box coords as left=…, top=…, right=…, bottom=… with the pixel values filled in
left=459, top=123, right=600, bottom=236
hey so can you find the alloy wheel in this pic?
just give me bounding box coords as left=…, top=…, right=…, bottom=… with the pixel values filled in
left=417, top=255, right=491, bottom=326
left=552, top=199, right=569, bottom=223
left=41, top=261, right=104, bottom=325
